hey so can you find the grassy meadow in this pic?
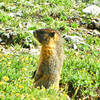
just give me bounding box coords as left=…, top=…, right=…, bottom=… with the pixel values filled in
left=0, top=0, right=100, bottom=99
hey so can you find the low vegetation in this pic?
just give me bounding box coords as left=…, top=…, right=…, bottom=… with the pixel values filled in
left=0, top=0, right=100, bottom=99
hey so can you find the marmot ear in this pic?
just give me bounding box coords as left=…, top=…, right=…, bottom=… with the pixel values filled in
left=49, top=32, right=55, bottom=37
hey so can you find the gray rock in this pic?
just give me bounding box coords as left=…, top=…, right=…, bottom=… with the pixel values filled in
left=16, top=11, right=23, bottom=17
left=88, top=18, right=100, bottom=30
left=88, top=30, right=100, bottom=37
left=1, top=48, right=11, bottom=54
left=93, top=30, right=100, bottom=37
left=75, top=0, right=89, bottom=3
left=72, top=44, right=77, bottom=50
left=8, top=13, right=15, bottom=17
left=63, top=35, right=85, bottom=44
left=83, top=5, right=100, bottom=16
left=92, top=20, right=100, bottom=30
left=82, top=0, right=89, bottom=2
left=88, top=32, right=93, bottom=35
left=93, top=0, right=100, bottom=6
left=93, top=30, right=100, bottom=34
left=0, top=31, right=17, bottom=44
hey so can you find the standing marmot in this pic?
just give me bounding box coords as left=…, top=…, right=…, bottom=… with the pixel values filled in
left=33, top=28, right=64, bottom=89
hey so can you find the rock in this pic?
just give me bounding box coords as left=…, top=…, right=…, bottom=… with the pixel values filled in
left=16, top=11, right=23, bottom=17
left=76, top=0, right=89, bottom=3
left=93, top=0, right=100, bottom=6
left=0, top=31, right=17, bottom=44
left=92, top=19, right=100, bottom=30
left=8, top=13, right=15, bottom=17
left=93, top=30, right=100, bottom=34
left=1, top=47, right=12, bottom=54
left=82, top=0, right=89, bottom=2
left=63, top=35, right=85, bottom=44
left=72, top=44, right=77, bottom=50
left=83, top=5, right=100, bottom=16
left=88, top=18, right=100, bottom=30
left=88, top=32, right=93, bottom=35
left=95, top=18, right=100, bottom=22
left=87, top=30, right=100, bottom=37
left=97, top=34, right=100, bottom=37
left=93, top=30, right=100, bottom=37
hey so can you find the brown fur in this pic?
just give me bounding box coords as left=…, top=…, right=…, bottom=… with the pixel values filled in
left=33, top=28, right=64, bottom=89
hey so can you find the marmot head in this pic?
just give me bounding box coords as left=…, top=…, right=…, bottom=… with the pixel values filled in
left=33, top=28, right=60, bottom=45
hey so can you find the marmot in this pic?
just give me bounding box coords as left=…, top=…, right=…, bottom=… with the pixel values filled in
left=33, top=28, right=64, bottom=89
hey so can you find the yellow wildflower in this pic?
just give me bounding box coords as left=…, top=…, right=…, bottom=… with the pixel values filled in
left=1, top=91, right=5, bottom=93
left=0, top=95, right=4, bottom=98
left=21, top=68, right=27, bottom=71
left=21, top=95, right=25, bottom=99
left=60, top=87, right=64, bottom=91
left=0, top=81, right=4, bottom=85
left=12, top=80, right=14, bottom=82
left=8, top=61, right=11, bottom=65
left=16, top=93, right=20, bottom=97
left=18, top=78, right=21, bottom=82
left=15, top=84, right=18, bottom=86
left=25, top=57, right=29, bottom=61
left=19, top=85, right=23, bottom=89
left=32, top=98, right=36, bottom=100
left=21, top=77, right=24, bottom=80
left=3, top=76, right=9, bottom=82
left=0, top=54, right=2, bottom=57
left=91, top=81, right=93, bottom=83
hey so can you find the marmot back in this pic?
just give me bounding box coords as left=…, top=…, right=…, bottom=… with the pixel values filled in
left=33, top=28, right=64, bottom=89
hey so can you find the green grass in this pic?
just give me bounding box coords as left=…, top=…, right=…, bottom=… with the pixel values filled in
left=0, top=52, right=68, bottom=100
left=0, top=46, right=99, bottom=99
left=62, top=49, right=100, bottom=96
left=0, top=12, right=12, bottom=23
left=71, top=22, right=78, bottom=28
left=0, top=0, right=100, bottom=99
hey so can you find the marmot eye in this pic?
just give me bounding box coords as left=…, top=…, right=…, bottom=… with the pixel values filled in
left=49, top=32, right=54, bottom=37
